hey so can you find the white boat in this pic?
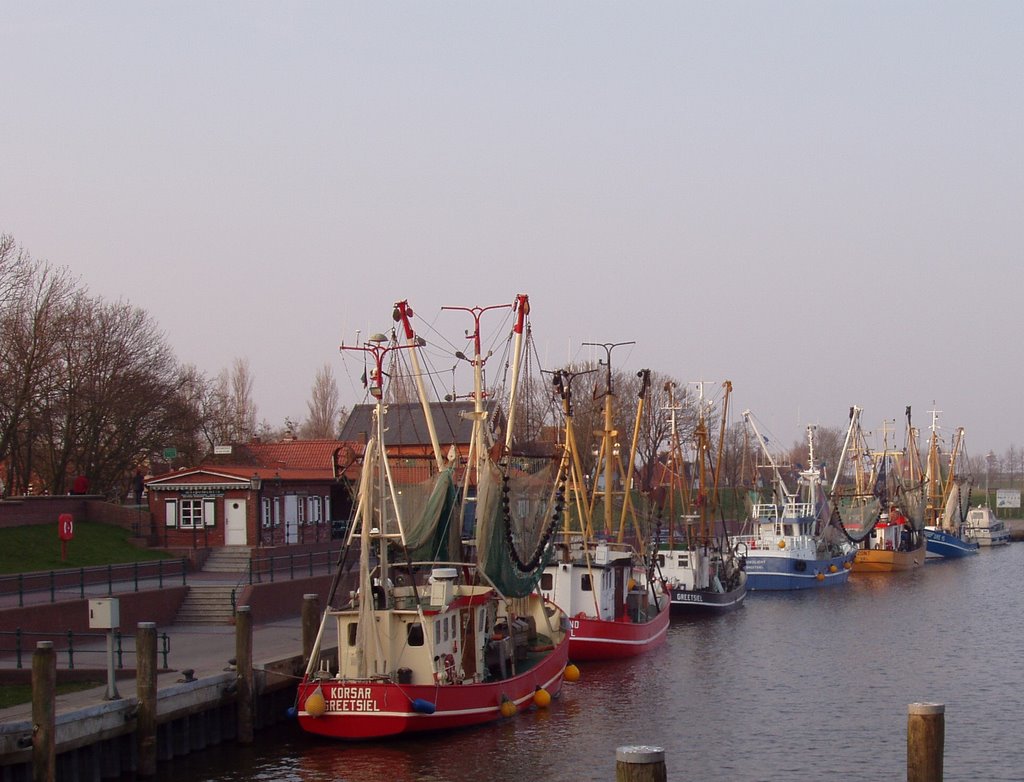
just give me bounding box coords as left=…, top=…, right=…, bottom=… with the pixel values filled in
left=962, top=505, right=1010, bottom=547
left=655, top=380, right=746, bottom=611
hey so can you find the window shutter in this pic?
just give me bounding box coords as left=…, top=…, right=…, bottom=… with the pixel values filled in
left=204, top=498, right=216, bottom=527
left=165, top=499, right=178, bottom=527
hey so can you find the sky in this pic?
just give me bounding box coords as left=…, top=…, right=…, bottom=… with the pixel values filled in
left=2, top=2, right=1022, bottom=458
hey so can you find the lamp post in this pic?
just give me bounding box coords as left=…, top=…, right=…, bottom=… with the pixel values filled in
left=250, top=474, right=263, bottom=547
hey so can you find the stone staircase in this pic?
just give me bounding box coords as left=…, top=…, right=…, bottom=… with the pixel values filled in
left=173, top=547, right=251, bottom=625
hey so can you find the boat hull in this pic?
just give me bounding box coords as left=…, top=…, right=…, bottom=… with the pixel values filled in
left=296, top=635, right=569, bottom=740
left=669, top=574, right=747, bottom=612
left=923, top=527, right=979, bottom=558
left=743, top=551, right=855, bottom=591
left=852, top=540, right=925, bottom=572
left=567, top=599, right=670, bottom=660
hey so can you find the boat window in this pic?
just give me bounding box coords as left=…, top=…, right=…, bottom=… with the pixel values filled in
left=435, top=621, right=441, bottom=645
left=443, top=617, right=449, bottom=642
left=581, top=574, right=592, bottom=591
left=347, top=622, right=358, bottom=647
left=541, top=573, right=553, bottom=590
left=657, top=554, right=665, bottom=567
left=407, top=623, right=424, bottom=646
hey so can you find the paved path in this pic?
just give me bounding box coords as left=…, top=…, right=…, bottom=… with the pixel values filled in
left=0, top=615, right=312, bottom=725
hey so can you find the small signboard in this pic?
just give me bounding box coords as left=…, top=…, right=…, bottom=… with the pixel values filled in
left=996, top=489, right=1021, bottom=509
left=163, top=447, right=178, bottom=460
left=213, top=444, right=233, bottom=455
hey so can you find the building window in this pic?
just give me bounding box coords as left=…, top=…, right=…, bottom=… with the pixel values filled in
left=297, top=499, right=306, bottom=525
left=261, top=498, right=272, bottom=528
left=180, top=499, right=204, bottom=529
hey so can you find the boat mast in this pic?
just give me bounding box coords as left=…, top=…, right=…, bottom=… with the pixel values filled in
left=553, top=368, right=597, bottom=542
left=742, top=410, right=793, bottom=504
left=503, top=294, right=530, bottom=451
left=661, top=382, right=691, bottom=548
left=393, top=300, right=445, bottom=471
left=925, top=406, right=943, bottom=525
left=443, top=301, right=514, bottom=526
left=583, top=341, right=635, bottom=537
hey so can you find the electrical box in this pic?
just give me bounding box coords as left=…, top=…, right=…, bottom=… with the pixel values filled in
left=88, top=598, right=120, bottom=630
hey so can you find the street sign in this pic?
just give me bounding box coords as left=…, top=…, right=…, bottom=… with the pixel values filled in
left=163, top=447, right=178, bottom=460
left=996, top=489, right=1021, bottom=509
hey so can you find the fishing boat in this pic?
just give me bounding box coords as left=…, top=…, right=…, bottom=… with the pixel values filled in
left=296, top=297, right=570, bottom=740
left=654, top=381, right=746, bottom=611
left=833, top=407, right=927, bottom=572
left=922, top=410, right=978, bottom=558
left=538, top=347, right=669, bottom=660
left=737, top=412, right=855, bottom=590
left=963, top=505, right=1010, bottom=547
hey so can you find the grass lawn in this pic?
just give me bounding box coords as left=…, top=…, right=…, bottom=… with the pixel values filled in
left=0, top=521, right=172, bottom=575
left=0, top=681, right=103, bottom=709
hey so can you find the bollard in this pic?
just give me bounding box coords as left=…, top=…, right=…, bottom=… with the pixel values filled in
left=31, top=641, right=56, bottom=782
left=236, top=606, right=254, bottom=744
left=302, top=593, right=320, bottom=662
left=615, top=745, right=666, bottom=782
left=907, top=702, right=944, bottom=782
left=136, top=622, right=158, bottom=777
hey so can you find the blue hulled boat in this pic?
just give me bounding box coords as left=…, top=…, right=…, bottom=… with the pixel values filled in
left=737, top=415, right=856, bottom=591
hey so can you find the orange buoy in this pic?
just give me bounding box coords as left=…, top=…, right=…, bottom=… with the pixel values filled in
left=533, top=687, right=552, bottom=708
left=500, top=698, right=517, bottom=718
left=304, top=686, right=326, bottom=718
left=563, top=663, right=581, bottom=682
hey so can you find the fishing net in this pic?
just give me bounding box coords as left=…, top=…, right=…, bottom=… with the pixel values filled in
left=394, top=466, right=460, bottom=563
left=475, top=456, right=561, bottom=598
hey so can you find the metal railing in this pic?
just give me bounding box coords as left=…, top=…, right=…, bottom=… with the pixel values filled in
left=244, top=547, right=341, bottom=586
left=0, top=559, right=189, bottom=607
left=0, top=628, right=171, bottom=670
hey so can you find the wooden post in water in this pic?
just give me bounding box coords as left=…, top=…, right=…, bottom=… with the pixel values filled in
left=31, top=641, right=56, bottom=782
left=907, top=702, right=944, bottom=782
left=615, top=745, right=666, bottom=782
left=302, top=593, right=319, bottom=662
left=236, top=605, right=254, bottom=744
left=136, top=622, right=158, bottom=777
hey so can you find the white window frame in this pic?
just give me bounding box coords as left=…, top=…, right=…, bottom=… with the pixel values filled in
left=179, top=499, right=203, bottom=529
left=308, top=496, right=323, bottom=525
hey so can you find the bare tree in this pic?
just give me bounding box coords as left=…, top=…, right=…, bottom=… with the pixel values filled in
left=302, top=363, right=343, bottom=439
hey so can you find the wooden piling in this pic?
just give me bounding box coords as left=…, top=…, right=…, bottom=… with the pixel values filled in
left=31, top=641, right=56, bottom=782
left=302, top=593, right=319, bottom=662
left=136, top=622, right=158, bottom=777
left=615, top=745, right=666, bottom=782
left=236, top=606, right=254, bottom=744
left=907, top=702, right=944, bottom=782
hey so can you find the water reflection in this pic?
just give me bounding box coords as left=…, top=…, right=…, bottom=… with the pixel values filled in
left=161, top=544, right=1023, bottom=781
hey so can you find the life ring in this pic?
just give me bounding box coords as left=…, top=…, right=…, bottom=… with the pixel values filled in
left=443, top=653, right=457, bottom=684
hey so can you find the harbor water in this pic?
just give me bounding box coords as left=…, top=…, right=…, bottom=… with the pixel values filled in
left=156, top=543, right=1022, bottom=781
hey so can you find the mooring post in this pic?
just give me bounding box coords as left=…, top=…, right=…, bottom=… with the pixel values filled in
left=236, top=605, right=254, bottom=744
left=136, top=622, right=158, bottom=777
left=31, top=641, right=56, bottom=782
left=907, top=702, right=944, bottom=782
left=302, top=593, right=319, bottom=662
left=615, top=745, right=666, bottom=782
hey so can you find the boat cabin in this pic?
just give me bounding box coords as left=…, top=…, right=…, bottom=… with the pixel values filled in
left=541, top=542, right=637, bottom=621
left=322, top=568, right=543, bottom=688
left=863, top=511, right=908, bottom=551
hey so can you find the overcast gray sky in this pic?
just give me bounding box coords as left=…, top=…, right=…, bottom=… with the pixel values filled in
left=2, top=2, right=1021, bottom=457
